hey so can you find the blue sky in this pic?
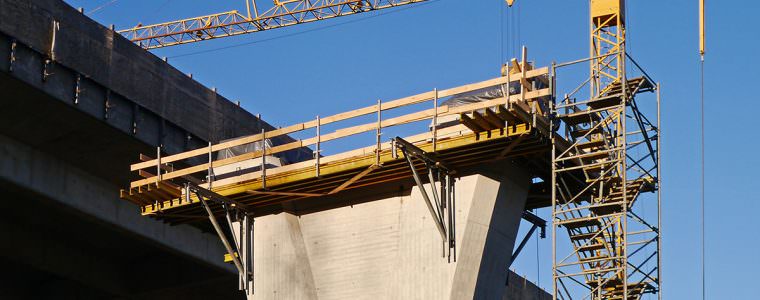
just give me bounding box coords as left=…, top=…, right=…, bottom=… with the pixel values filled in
left=67, top=0, right=757, bottom=298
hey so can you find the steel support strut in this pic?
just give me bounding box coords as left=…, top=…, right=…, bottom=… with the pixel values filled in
left=187, top=183, right=255, bottom=296
left=392, top=136, right=457, bottom=262
left=506, top=211, right=547, bottom=285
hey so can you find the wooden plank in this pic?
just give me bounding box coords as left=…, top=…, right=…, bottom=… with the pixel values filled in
left=131, top=88, right=551, bottom=187
left=496, top=105, right=520, bottom=124
left=460, top=114, right=484, bottom=132
left=131, top=88, right=551, bottom=188
left=483, top=108, right=506, bottom=128
left=205, top=125, right=471, bottom=189
left=138, top=154, right=204, bottom=184
left=498, top=134, right=528, bottom=158
left=148, top=183, right=175, bottom=200
left=245, top=190, right=324, bottom=197
left=131, top=69, right=549, bottom=171
left=471, top=111, right=497, bottom=131
left=328, top=164, right=379, bottom=195
left=120, top=189, right=146, bottom=205
left=131, top=139, right=306, bottom=188
left=158, top=181, right=182, bottom=198
left=141, top=123, right=534, bottom=215
left=138, top=169, right=155, bottom=178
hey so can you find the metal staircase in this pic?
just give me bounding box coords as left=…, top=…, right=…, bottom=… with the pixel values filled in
left=550, top=74, right=661, bottom=299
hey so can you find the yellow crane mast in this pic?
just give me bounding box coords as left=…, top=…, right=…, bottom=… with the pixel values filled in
left=118, top=0, right=427, bottom=49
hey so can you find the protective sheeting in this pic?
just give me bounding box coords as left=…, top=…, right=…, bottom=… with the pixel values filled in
left=216, top=138, right=274, bottom=160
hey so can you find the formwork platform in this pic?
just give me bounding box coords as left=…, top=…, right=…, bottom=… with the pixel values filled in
left=120, top=65, right=561, bottom=224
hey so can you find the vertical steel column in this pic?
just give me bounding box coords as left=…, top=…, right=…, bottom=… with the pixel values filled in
left=376, top=100, right=382, bottom=166
left=550, top=89, right=558, bottom=300
left=261, top=128, right=267, bottom=189
left=208, top=142, right=214, bottom=189
left=656, top=82, right=663, bottom=300
left=433, top=88, right=438, bottom=152
left=315, top=115, right=321, bottom=177
left=156, top=146, right=162, bottom=183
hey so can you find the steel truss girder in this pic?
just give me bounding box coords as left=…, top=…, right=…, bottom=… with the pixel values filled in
left=119, top=0, right=427, bottom=49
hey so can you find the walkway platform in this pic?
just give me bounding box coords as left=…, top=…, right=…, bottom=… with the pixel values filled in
left=121, top=66, right=559, bottom=224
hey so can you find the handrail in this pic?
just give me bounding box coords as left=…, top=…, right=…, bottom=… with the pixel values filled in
left=129, top=67, right=551, bottom=188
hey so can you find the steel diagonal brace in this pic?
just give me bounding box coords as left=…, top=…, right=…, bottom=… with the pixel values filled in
left=187, top=183, right=253, bottom=294
left=196, top=190, right=245, bottom=276
left=507, top=211, right=547, bottom=286
left=392, top=137, right=452, bottom=244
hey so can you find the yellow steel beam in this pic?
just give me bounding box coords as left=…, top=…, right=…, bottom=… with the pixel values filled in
left=119, top=0, right=427, bottom=49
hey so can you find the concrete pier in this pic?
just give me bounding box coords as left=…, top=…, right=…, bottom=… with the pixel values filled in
left=247, top=162, right=550, bottom=299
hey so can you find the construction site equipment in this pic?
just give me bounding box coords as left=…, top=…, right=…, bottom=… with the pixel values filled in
left=117, top=0, right=663, bottom=299
left=121, top=58, right=556, bottom=295
left=118, top=0, right=428, bottom=49
left=121, top=64, right=553, bottom=219
left=549, top=0, right=661, bottom=299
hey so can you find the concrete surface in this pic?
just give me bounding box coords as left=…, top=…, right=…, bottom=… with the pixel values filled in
left=0, top=0, right=548, bottom=298
left=0, top=133, right=243, bottom=299
left=246, top=161, right=551, bottom=299
left=0, top=0, right=308, bottom=298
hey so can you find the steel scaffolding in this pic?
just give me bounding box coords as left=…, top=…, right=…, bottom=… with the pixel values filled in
left=550, top=1, right=661, bottom=299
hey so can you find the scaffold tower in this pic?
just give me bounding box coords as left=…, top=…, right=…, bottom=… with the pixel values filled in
left=550, top=0, right=661, bottom=299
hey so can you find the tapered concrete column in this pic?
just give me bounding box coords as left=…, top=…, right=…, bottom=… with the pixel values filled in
left=250, top=213, right=318, bottom=299
left=243, top=161, right=538, bottom=299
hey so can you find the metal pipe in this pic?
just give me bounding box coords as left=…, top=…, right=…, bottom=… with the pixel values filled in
left=245, top=0, right=253, bottom=19
left=451, top=175, right=456, bottom=262
left=261, top=128, right=266, bottom=189
left=405, top=154, right=446, bottom=241
left=433, top=88, right=438, bottom=152
left=554, top=51, right=621, bottom=69
left=656, top=82, right=663, bottom=300
left=315, top=115, right=321, bottom=177
left=156, top=146, right=162, bottom=183
left=376, top=99, right=382, bottom=166
left=510, top=224, right=538, bottom=266
left=198, top=192, right=245, bottom=276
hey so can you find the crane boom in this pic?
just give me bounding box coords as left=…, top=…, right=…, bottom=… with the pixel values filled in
left=118, top=0, right=426, bottom=50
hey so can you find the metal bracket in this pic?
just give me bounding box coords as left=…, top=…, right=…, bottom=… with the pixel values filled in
left=506, top=210, right=546, bottom=285
left=392, top=136, right=457, bottom=262
left=9, top=39, right=17, bottom=73
left=104, top=89, right=113, bottom=119
left=73, top=74, right=81, bottom=104
left=511, top=211, right=546, bottom=267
